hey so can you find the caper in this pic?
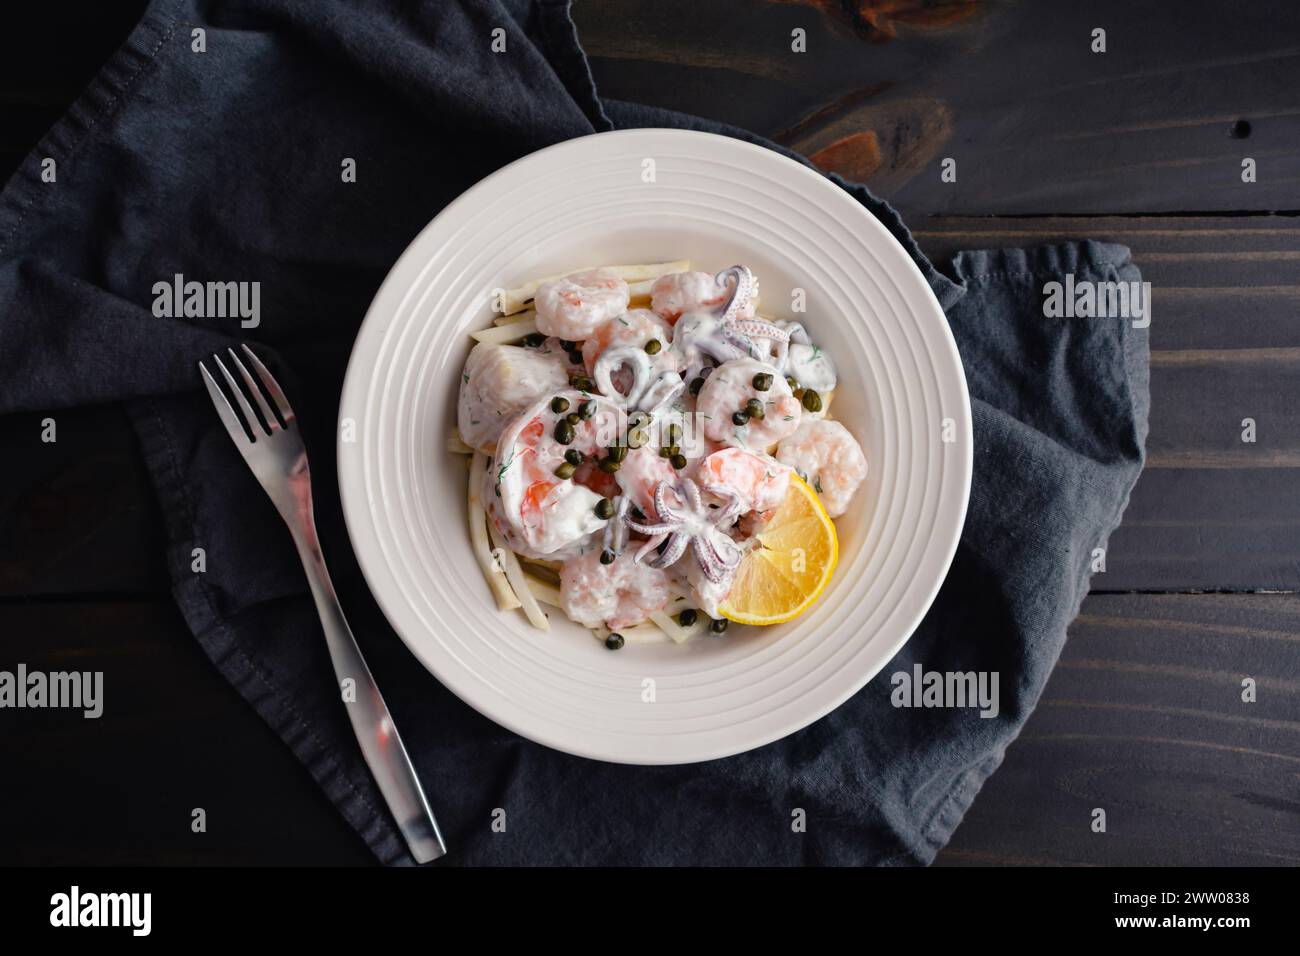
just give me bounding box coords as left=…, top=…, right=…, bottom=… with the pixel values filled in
left=732, top=410, right=750, bottom=426
left=564, top=449, right=584, bottom=466
left=678, top=608, right=698, bottom=627
left=598, top=457, right=622, bottom=474
left=793, top=387, right=805, bottom=399
left=553, top=461, right=577, bottom=479
left=595, top=497, right=616, bottom=519
left=689, top=376, right=705, bottom=396
left=667, top=423, right=682, bottom=445
left=599, top=549, right=616, bottom=565
left=644, top=338, right=662, bottom=355
left=709, top=617, right=729, bottom=634
left=570, top=375, right=595, bottom=391
left=578, top=401, right=596, bottom=419
left=659, top=446, right=673, bottom=458
left=627, top=428, right=649, bottom=449
left=628, top=410, right=651, bottom=429
left=554, top=419, right=575, bottom=444
left=565, top=412, right=581, bottom=427
left=607, top=445, right=628, bottom=462
left=550, top=396, right=570, bottom=414
left=801, top=389, right=823, bottom=413
left=670, top=453, right=688, bottom=470
left=752, top=372, right=774, bottom=391
left=786, top=376, right=799, bottom=389
left=745, top=398, right=765, bottom=420
left=523, top=333, right=545, bottom=348
left=605, top=632, right=625, bottom=650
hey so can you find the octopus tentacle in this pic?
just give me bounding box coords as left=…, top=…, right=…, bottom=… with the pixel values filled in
left=714, top=265, right=755, bottom=323
left=624, top=516, right=675, bottom=536
left=653, top=531, right=690, bottom=568
left=633, top=533, right=670, bottom=565
left=677, top=477, right=703, bottom=515
left=723, top=319, right=791, bottom=370
left=655, top=479, right=675, bottom=522
left=730, top=319, right=790, bottom=343
left=702, top=484, right=745, bottom=525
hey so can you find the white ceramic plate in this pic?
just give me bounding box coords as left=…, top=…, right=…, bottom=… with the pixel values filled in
left=338, top=129, right=971, bottom=765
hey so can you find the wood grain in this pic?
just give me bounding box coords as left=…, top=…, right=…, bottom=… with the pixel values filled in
left=0, top=0, right=1296, bottom=867
left=0, top=599, right=374, bottom=865
left=915, top=216, right=1300, bottom=591
left=3, top=593, right=1291, bottom=866
left=579, top=0, right=1300, bottom=215
left=6, top=216, right=1295, bottom=597
left=938, top=593, right=1300, bottom=866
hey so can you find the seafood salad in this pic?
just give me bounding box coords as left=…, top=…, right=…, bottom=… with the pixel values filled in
left=454, top=261, right=869, bottom=647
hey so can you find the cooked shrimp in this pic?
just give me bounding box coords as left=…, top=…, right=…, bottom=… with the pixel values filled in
left=581, top=308, right=677, bottom=378
left=775, top=419, right=867, bottom=518
left=560, top=549, right=671, bottom=629
left=695, top=357, right=802, bottom=449
left=581, top=308, right=678, bottom=401
left=615, top=443, right=679, bottom=519
left=572, top=457, right=620, bottom=500
left=480, top=462, right=594, bottom=561
left=695, top=447, right=790, bottom=516
left=493, top=390, right=622, bottom=555
left=651, top=270, right=757, bottom=324
left=458, top=340, right=570, bottom=450
left=534, top=268, right=630, bottom=340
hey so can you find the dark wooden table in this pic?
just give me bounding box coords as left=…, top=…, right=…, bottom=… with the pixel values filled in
left=2, top=0, right=1297, bottom=865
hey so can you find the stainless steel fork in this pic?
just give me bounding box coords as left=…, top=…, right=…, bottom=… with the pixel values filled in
left=199, top=344, right=446, bottom=864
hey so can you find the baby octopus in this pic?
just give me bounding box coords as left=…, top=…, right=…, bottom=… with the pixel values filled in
left=465, top=261, right=871, bottom=641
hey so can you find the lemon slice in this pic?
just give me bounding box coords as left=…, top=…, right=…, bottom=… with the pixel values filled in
left=718, top=474, right=839, bottom=626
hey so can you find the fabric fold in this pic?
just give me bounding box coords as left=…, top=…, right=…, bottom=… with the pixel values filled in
left=0, top=0, right=1147, bottom=865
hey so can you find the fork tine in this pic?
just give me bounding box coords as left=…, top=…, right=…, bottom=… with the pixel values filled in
left=212, top=353, right=261, bottom=441
left=227, top=347, right=277, bottom=434
left=240, top=343, right=295, bottom=425
left=199, top=360, right=254, bottom=445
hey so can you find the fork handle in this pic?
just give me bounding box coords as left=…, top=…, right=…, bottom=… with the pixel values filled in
left=290, top=522, right=447, bottom=864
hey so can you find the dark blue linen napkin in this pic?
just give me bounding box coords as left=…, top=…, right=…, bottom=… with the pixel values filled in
left=0, top=0, right=1147, bottom=865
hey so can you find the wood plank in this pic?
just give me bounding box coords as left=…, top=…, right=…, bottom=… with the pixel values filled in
left=578, top=0, right=1300, bottom=214
left=4, top=592, right=1292, bottom=865
left=915, top=216, right=1300, bottom=591
left=0, top=599, right=372, bottom=864
left=1, top=216, right=1295, bottom=597
left=937, top=593, right=1300, bottom=866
